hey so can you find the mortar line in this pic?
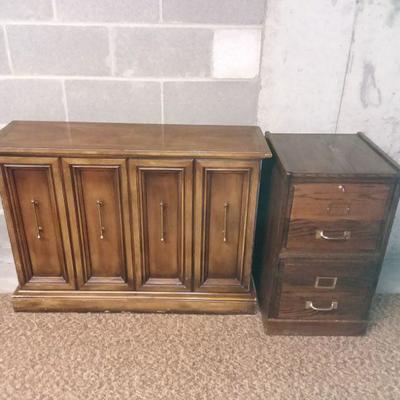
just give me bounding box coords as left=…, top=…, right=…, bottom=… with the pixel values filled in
left=51, top=0, right=58, bottom=20
left=0, top=75, right=257, bottom=82
left=108, top=27, right=116, bottom=76
left=2, top=26, right=14, bottom=74
left=61, top=79, right=69, bottom=121
left=159, top=0, right=163, bottom=23
left=160, top=81, right=165, bottom=123
left=334, top=1, right=360, bottom=133
left=1, top=21, right=263, bottom=29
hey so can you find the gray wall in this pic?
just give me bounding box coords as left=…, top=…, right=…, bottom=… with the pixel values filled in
left=0, top=0, right=266, bottom=291
left=258, top=0, right=400, bottom=293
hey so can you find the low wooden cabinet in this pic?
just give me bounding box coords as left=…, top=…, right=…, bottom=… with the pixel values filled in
left=255, top=133, right=400, bottom=335
left=0, top=121, right=270, bottom=313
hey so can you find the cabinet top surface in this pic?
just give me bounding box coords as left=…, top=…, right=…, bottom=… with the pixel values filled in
left=268, top=133, right=399, bottom=177
left=0, top=121, right=271, bottom=159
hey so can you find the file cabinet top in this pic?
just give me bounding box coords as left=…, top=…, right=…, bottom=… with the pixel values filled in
left=267, top=133, right=399, bottom=178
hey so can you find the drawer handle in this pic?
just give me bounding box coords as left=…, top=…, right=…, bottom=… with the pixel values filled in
left=31, top=199, right=43, bottom=239
left=305, top=300, right=338, bottom=312
left=160, top=201, right=165, bottom=242
left=315, top=229, right=351, bottom=241
left=96, top=200, right=105, bottom=240
left=223, top=202, right=229, bottom=243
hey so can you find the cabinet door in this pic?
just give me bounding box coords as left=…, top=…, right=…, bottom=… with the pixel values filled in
left=0, top=157, right=75, bottom=290
left=63, top=159, right=134, bottom=290
left=194, top=160, right=260, bottom=293
left=129, top=159, right=193, bottom=291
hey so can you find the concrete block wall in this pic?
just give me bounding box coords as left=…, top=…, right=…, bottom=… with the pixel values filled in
left=0, top=0, right=266, bottom=292
left=258, top=0, right=400, bottom=293
left=0, top=0, right=266, bottom=127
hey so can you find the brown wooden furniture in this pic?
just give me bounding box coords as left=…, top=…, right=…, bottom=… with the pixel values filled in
left=255, top=133, right=400, bottom=335
left=0, top=121, right=271, bottom=313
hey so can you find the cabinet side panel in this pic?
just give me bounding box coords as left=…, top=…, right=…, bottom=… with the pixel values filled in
left=255, top=161, right=290, bottom=312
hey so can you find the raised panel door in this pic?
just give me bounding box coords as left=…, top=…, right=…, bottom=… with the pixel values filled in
left=129, top=159, right=193, bottom=291
left=63, top=158, right=134, bottom=290
left=0, top=157, right=75, bottom=290
left=194, top=160, right=260, bottom=292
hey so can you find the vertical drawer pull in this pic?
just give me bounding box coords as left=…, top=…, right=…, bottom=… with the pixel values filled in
left=315, top=230, right=351, bottom=241
left=223, top=202, right=229, bottom=243
left=305, top=300, right=338, bottom=312
left=31, top=199, right=43, bottom=239
left=160, top=201, right=165, bottom=242
left=96, top=200, right=105, bottom=240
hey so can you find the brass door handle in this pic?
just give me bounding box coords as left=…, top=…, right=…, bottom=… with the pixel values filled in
left=315, top=230, right=351, bottom=241
left=96, top=200, right=105, bottom=240
left=305, top=301, right=338, bottom=312
left=31, top=199, right=43, bottom=239
left=160, top=201, right=165, bottom=242
left=223, top=202, right=229, bottom=243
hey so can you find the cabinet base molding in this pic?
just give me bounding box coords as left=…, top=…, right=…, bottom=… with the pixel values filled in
left=12, top=288, right=257, bottom=314
left=263, top=318, right=368, bottom=336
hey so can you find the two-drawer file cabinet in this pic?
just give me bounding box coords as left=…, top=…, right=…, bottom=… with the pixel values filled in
left=255, top=133, right=400, bottom=335
left=0, top=121, right=271, bottom=313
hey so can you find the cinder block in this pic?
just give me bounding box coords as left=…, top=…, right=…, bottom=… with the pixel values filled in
left=0, top=0, right=53, bottom=21
left=56, top=0, right=159, bottom=22
left=0, top=29, right=10, bottom=74
left=213, top=29, right=261, bottom=78
left=0, top=79, right=66, bottom=124
left=7, top=25, right=110, bottom=76
left=114, top=28, right=212, bottom=77
left=163, top=0, right=266, bottom=24
left=164, top=81, right=259, bottom=125
left=65, top=80, right=161, bottom=123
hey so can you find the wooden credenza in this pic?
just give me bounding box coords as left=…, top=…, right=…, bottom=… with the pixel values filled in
left=255, top=133, right=400, bottom=335
left=0, top=121, right=271, bottom=313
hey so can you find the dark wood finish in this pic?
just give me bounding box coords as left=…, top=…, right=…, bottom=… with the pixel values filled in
left=290, top=183, right=390, bottom=220
left=278, top=258, right=378, bottom=293
left=0, top=121, right=270, bottom=313
left=0, top=157, right=75, bottom=290
left=264, top=318, right=368, bottom=336
left=255, top=133, right=400, bottom=335
left=194, top=159, right=260, bottom=293
left=286, top=219, right=383, bottom=252
left=129, top=159, right=193, bottom=291
left=268, top=133, right=398, bottom=177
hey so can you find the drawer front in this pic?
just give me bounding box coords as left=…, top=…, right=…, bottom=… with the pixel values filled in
left=280, top=258, right=377, bottom=292
left=194, top=159, right=260, bottom=293
left=277, top=292, right=371, bottom=320
left=0, top=157, right=75, bottom=290
left=273, top=259, right=376, bottom=320
left=290, top=183, right=391, bottom=221
left=129, top=159, right=193, bottom=291
left=286, top=219, right=383, bottom=251
left=63, top=158, right=134, bottom=290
